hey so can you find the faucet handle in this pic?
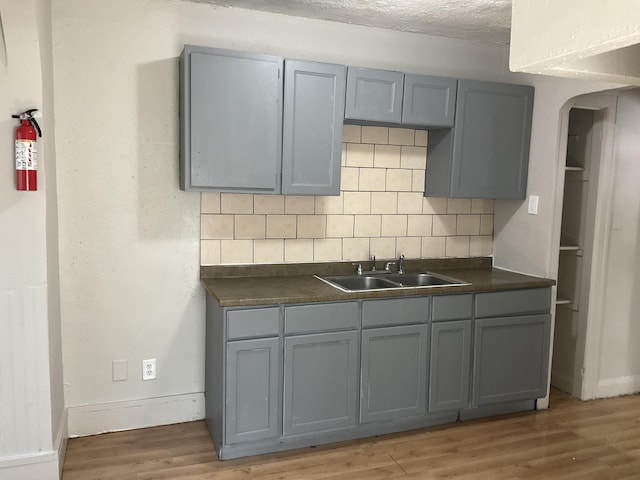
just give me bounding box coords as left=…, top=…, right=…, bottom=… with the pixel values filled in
left=369, top=254, right=376, bottom=272
left=398, top=254, right=405, bottom=274
left=384, top=261, right=396, bottom=271
left=352, top=263, right=363, bottom=275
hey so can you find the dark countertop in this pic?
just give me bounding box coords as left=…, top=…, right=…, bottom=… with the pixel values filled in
left=201, top=258, right=555, bottom=307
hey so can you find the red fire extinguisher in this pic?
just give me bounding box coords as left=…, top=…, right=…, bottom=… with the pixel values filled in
left=12, top=108, right=42, bottom=191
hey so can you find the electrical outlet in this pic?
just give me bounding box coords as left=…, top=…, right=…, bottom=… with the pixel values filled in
left=142, top=358, right=156, bottom=381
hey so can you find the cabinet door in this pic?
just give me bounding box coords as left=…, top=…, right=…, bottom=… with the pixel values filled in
left=473, top=314, right=551, bottom=406
left=451, top=80, right=534, bottom=199
left=180, top=46, right=283, bottom=193
left=402, top=74, right=457, bottom=127
left=425, top=80, right=534, bottom=199
left=282, top=60, right=346, bottom=195
left=345, top=67, right=404, bottom=124
left=226, top=338, right=279, bottom=444
left=429, top=320, right=471, bottom=412
left=284, top=331, right=358, bottom=435
left=360, top=324, right=429, bottom=423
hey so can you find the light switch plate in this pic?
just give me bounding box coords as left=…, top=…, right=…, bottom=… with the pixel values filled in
left=112, top=359, right=128, bottom=382
left=527, top=195, right=539, bottom=215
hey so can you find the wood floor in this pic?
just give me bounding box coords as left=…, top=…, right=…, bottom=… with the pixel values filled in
left=62, top=389, right=640, bottom=479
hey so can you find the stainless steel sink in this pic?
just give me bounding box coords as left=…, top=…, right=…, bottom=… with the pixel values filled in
left=316, top=272, right=468, bottom=292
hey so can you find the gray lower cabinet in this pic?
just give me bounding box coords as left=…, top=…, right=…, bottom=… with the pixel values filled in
left=283, top=330, right=359, bottom=435
left=282, top=60, right=346, bottom=196
left=226, top=338, right=280, bottom=444
left=360, top=324, right=429, bottom=422
left=425, top=79, right=534, bottom=199
left=429, top=320, right=471, bottom=412
left=472, top=288, right=552, bottom=406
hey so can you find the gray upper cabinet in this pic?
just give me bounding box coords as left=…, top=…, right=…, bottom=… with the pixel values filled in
left=425, top=79, right=534, bottom=199
left=282, top=60, right=346, bottom=195
left=180, top=45, right=283, bottom=193
left=345, top=67, right=404, bottom=124
left=402, top=74, right=457, bottom=128
left=181, top=46, right=346, bottom=195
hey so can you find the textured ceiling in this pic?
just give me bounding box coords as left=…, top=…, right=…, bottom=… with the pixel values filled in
left=186, top=0, right=513, bottom=45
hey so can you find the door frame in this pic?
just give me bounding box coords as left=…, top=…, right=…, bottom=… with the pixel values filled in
left=547, top=93, right=618, bottom=401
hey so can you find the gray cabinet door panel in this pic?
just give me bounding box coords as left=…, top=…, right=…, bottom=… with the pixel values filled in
left=429, top=320, right=471, bottom=412
left=226, top=338, right=279, bottom=444
left=345, top=67, right=404, bottom=124
left=451, top=80, right=534, bottom=199
left=360, top=325, right=429, bottom=423
left=285, top=301, right=359, bottom=335
left=282, top=60, right=346, bottom=195
left=226, top=307, right=280, bottom=340
left=182, top=46, right=283, bottom=192
left=362, top=297, right=429, bottom=328
left=475, top=288, right=551, bottom=318
left=284, top=331, right=358, bottom=435
left=402, top=74, right=457, bottom=127
left=473, top=314, right=551, bottom=405
left=432, top=294, right=472, bottom=322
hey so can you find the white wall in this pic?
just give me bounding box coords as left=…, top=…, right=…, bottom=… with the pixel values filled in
left=0, top=0, right=64, bottom=478
left=596, top=89, right=640, bottom=396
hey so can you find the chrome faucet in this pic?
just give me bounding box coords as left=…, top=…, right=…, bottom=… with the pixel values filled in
left=370, top=255, right=376, bottom=272
left=398, top=254, right=405, bottom=274
left=352, top=263, right=363, bottom=275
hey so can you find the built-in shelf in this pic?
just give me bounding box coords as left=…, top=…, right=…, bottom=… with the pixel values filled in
left=555, top=298, right=579, bottom=311
left=559, top=245, right=583, bottom=256
left=555, top=298, right=572, bottom=305
left=565, top=166, right=585, bottom=172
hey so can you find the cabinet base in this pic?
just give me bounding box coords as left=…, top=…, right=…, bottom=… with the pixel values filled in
left=460, top=399, right=536, bottom=421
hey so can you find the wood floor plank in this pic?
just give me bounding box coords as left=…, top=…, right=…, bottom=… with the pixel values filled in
left=62, top=389, right=640, bottom=479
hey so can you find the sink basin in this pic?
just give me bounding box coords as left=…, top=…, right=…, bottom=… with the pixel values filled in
left=316, top=271, right=468, bottom=292
left=319, top=275, right=398, bottom=291
left=383, top=273, right=457, bottom=287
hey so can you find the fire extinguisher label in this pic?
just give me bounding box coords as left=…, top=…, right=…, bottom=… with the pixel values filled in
left=15, top=139, right=37, bottom=171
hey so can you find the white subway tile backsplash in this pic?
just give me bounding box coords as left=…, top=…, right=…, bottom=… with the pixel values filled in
left=326, top=215, right=355, bottom=238
left=386, top=169, right=413, bottom=192
left=221, top=239, right=254, bottom=264
left=401, top=146, right=427, bottom=170
left=343, top=237, right=370, bottom=261
left=200, top=124, right=492, bottom=265
left=285, top=195, right=315, bottom=214
left=254, top=195, right=285, bottom=214
left=354, top=215, right=382, bottom=237
left=235, top=215, right=266, bottom=239
left=374, top=145, right=401, bottom=168
left=362, top=126, right=389, bottom=144
left=371, top=192, right=398, bottom=215
left=284, top=239, right=314, bottom=263
left=267, top=215, right=297, bottom=239
left=346, top=143, right=375, bottom=167
left=421, top=236, right=446, bottom=257
left=342, top=124, right=362, bottom=143
left=414, top=130, right=428, bottom=147
left=343, top=191, right=371, bottom=215
left=389, top=128, right=415, bottom=146
left=396, top=236, right=422, bottom=259
left=359, top=168, right=386, bottom=191
left=446, top=236, right=470, bottom=257
left=370, top=237, right=396, bottom=258
left=201, top=193, right=221, bottom=214
left=381, top=215, right=408, bottom=237
left=201, top=215, right=234, bottom=239
left=221, top=193, right=254, bottom=214
left=297, top=215, right=326, bottom=239
left=254, top=239, right=284, bottom=263
left=314, top=239, right=343, bottom=261
left=397, top=192, right=424, bottom=214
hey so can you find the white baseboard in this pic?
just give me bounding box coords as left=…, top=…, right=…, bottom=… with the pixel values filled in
left=68, top=392, right=205, bottom=437
left=0, top=408, right=68, bottom=480
left=595, top=375, right=640, bottom=398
